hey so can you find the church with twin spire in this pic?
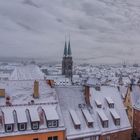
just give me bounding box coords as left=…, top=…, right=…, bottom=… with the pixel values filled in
left=62, top=39, right=73, bottom=79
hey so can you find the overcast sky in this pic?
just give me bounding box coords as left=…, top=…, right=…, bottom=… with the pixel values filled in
left=0, top=0, right=140, bottom=64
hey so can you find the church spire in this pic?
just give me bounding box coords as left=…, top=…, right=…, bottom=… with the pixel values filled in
left=63, top=40, right=67, bottom=57
left=68, top=37, right=72, bottom=56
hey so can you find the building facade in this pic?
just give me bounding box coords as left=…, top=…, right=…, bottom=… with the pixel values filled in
left=62, top=40, right=73, bottom=79
left=124, top=85, right=140, bottom=139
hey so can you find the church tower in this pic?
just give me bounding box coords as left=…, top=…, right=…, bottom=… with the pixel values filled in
left=62, top=39, right=73, bottom=79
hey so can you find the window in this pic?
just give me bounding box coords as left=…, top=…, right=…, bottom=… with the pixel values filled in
left=33, top=138, right=39, bottom=140
left=115, top=119, right=120, bottom=126
left=91, top=137, right=96, bottom=140
left=53, top=136, right=58, bottom=140
left=19, top=123, right=26, bottom=131
left=105, top=136, right=110, bottom=140
left=103, top=121, right=108, bottom=128
left=97, top=104, right=102, bottom=108
left=32, top=122, right=39, bottom=130
left=47, top=120, right=58, bottom=128
left=48, top=136, right=58, bottom=140
left=109, top=103, right=114, bottom=108
left=5, top=124, right=13, bottom=132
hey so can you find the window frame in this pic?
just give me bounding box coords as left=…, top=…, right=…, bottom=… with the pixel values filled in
left=18, top=123, right=26, bottom=131
left=32, top=122, right=39, bottom=130
left=115, top=119, right=120, bottom=126
left=47, top=120, right=58, bottom=128
left=109, top=103, right=114, bottom=108
left=33, top=138, right=39, bottom=140
left=48, top=136, right=58, bottom=140
left=5, top=124, right=13, bottom=132
left=103, top=120, right=108, bottom=128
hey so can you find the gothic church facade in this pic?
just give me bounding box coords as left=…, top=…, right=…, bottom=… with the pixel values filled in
left=62, top=40, right=73, bottom=79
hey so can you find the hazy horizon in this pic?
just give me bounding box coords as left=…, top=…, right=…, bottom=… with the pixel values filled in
left=1, top=0, right=140, bottom=64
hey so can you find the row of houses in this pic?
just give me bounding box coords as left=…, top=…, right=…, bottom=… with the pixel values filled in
left=122, top=84, right=140, bottom=139
left=0, top=78, right=132, bottom=140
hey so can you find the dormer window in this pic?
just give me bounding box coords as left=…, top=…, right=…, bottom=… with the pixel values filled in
left=47, top=120, right=58, bottom=128
left=95, top=99, right=102, bottom=108
left=69, top=110, right=81, bottom=129
left=82, top=109, right=94, bottom=128
left=14, top=108, right=27, bottom=131
left=2, top=108, right=14, bottom=133
left=97, top=110, right=109, bottom=128
left=106, top=97, right=114, bottom=108
left=18, top=123, right=27, bottom=131
left=32, top=122, right=39, bottom=130
left=26, top=108, right=40, bottom=130
left=5, top=124, right=13, bottom=132
left=110, top=110, right=120, bottom=126
left=109, top=103, right=114, bottom=108
left=42, top=106, right=59, bottom=128
left=115, top=119, right=120, bottom=126
left=103, top=120, right=108, bottom=128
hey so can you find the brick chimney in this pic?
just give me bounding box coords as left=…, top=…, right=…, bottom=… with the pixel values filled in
left=0, top=89, right=5, bottom=97
left=33, top=80, right=39, bottom=98
left=84, top=85, right=91, bottom=106
left=47, top=80, right=54, bottom=88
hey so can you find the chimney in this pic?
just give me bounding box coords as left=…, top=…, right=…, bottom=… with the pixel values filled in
left=129, top=84, right=132, bottom=92
left=33, top=80, right=39, bottom=98
left=95, top=84, right=101, bottom=91
left=47, top=80, right=54, bottom=88
left=84, top=85, right=91, bottom=106
left=5, top=96, right=12, bottom=106
left=0, top=89, right=5, bottom=97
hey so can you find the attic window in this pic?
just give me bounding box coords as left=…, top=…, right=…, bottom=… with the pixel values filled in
left=95, top=85, right=101, bottom=91
left=115, top=119, right=120, bottom=126
left=95, top=99, right=102, bottom=108
left=97, top=110, right=109, bottom=128
left=103, top=120, right=108, bottom=128
left=110, top=110, right=120, bottom=126
left=69, top=110, right=81, bottom=129
left=47, top=120, right=58, bottom=128
left=82, top=109, right=94, bottom=128
left=106, top=97, right=114, bottom=108
left=32, top=122, right=39, bottom=130
left=18, top=123, right=26, bottom=131
left=48, top=136, right=58, bottom=140
left=42, top=106, right=59, bottom=128
left=5, top=124, right=13, bottom=133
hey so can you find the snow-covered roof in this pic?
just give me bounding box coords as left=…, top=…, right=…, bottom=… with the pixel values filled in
left=0, top=80, right=56, bottom=106
left=105, top=97, right=114, bottom=104
left=28, top=106, right=40, bottom=122
left=56, top=86, right=101, bottom=139
left=110, top=109, right=120, bottom=119
left=69, top=110, right=81, bottom=126
left=0, top=103, right=65, bottom=137
left=90, top=86, right=131, bottom=134
left=9, top=65, right=44, bottom=80
left=86, top=77, right=100, bottom=86
left=119, top=86, right=128, bottom=99
left=2, top=108, right=14, bottom=124
left=15, top=107, right=27, bottom=123
left=81, top=109, right=94, bottom=123
left=95, top=99, right=102, bottom=106
left=42, top=105, right=59, bottom=121
left=97, top=110, right=108, bottom=121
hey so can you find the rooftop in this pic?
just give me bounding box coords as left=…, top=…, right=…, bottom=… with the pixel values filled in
left=0, top=104, right=64, bottom=137
left=90, top=86, right=131, bottom=134
left=56, top=86, right=101, bottom=140
left=0, top=80, right=56, bottom=106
